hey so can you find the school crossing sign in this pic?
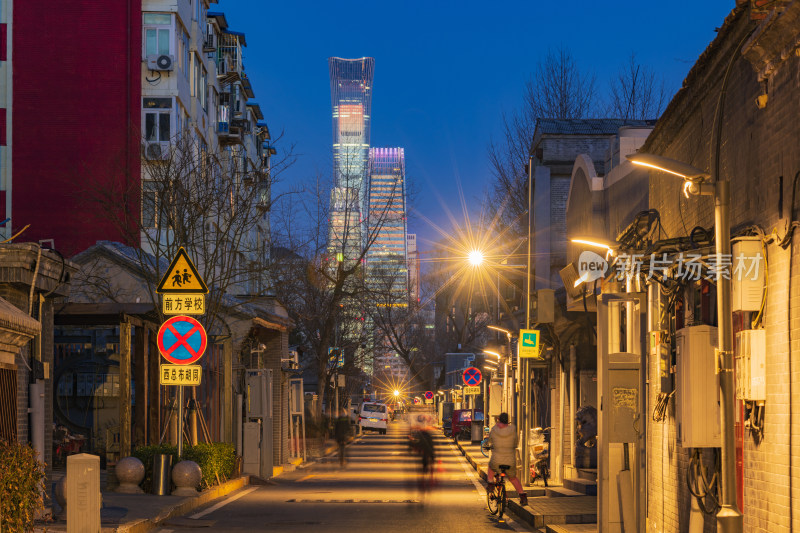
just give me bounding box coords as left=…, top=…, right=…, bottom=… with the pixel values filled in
left=157, top=248, right=208, bottom=316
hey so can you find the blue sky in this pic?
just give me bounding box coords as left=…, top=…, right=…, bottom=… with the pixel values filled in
left=225, top=1, right=734, bottom=250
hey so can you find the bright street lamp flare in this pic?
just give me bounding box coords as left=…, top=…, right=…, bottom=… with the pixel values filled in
left=468, top=250, right=484, bottom=266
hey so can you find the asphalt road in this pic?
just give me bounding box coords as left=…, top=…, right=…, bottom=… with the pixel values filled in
left=156, top=420, right=530, bottom=532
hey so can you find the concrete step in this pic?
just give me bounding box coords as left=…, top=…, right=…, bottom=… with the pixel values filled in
left=545, top=525, right=598, bottom=533
left=545, top=486, right=584, bottom=498
left=577, top=468, right=596, bottom=481
left=507, top=495, right=597, bottom=529
left=563, top=477, right=597, bottom=496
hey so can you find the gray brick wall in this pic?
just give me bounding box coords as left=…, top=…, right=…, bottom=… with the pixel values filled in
left=642, top=9, right=800, bottom=532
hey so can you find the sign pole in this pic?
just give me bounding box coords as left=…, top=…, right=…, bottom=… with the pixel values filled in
left=177, top=385, right=184, bottom=457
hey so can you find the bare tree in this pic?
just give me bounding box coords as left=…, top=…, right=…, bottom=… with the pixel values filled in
left=79, top=131, right=293, bottom=337
left=270, top=154, right=405, bottom=418
left=487, top=46, right=596, bottom=240
left=606, top=53, right=667, bottom=120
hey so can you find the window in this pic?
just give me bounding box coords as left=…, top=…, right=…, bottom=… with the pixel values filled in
left=143, top=97, right=172, bottom=143
left=143, top=13, right=172, bottom=58
left=177, top=26, right=189, bottom=76
left=142, top=181, right=168, bottom=228
left=201, top=67, right=208, bottom=113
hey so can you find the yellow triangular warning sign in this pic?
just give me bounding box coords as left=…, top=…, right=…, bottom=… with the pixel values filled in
left=156, top=247, right=209, bottom=294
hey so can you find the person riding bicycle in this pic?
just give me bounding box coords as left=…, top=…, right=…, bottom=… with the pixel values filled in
left=485, top=412, right=527, bottom=506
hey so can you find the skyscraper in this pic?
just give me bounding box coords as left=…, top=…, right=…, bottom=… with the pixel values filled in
left=366, top=147, right=408, bottom=302
left=328, top=57, right=374, bottom=212
left=328, top=57, right=375, bottom=374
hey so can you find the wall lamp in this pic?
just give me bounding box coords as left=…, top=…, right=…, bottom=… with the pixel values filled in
left=626, top=153, right=711, bottom=198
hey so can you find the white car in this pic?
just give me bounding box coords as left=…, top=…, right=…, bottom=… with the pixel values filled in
left=357, top=402, right=389, bottom=434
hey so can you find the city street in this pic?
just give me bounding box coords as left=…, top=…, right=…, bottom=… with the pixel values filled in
left=156, top=421, right=529, bottom=533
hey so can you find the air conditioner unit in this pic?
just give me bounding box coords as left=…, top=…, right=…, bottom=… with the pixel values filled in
left=145, top=142, right=168, bottom=160
left=146, top=54, right=174, bottom=71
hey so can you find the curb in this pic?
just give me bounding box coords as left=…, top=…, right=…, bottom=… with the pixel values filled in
left=116, top=476, right=250, bottom=533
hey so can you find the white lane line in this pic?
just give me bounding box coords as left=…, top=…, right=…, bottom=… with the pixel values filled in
left=189, top=486, right=260, bottom=519
left=448, top=443, right=526, bottom=532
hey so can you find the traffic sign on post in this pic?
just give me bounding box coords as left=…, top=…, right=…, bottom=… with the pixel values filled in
left=424, top=391, right=434, bottom=400
left=160, top=364, right=202, bottom=386
left=157, top=315, right=207, bottom=365
left=519, top=329, right=542, bottom=359
left=463, top=386, right=480, bottom=395
left=463, top=366, right=482, bottom=386
left=157, top=247, right=209, bottom=294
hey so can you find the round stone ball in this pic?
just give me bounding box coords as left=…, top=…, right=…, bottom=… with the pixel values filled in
left=115, top=456, right=145, bottom=493
left=172, top=460, right=202, bottom=495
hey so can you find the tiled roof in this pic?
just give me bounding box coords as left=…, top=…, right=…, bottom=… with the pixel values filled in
left=535, top=118, right=656, bottom=136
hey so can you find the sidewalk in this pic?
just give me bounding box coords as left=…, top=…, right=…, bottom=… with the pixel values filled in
left=36, top=475, right=250, bottom=533
left=451, top=434, right=597, bottom=531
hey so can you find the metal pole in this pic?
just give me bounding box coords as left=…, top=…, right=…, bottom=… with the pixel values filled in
left=713, top=181, right=743, bottom=532
left=177, top=385, right=184, bottom=458
left=522, top=154, right=533, bottom=482
left=569, top=345, right=576, bottom=470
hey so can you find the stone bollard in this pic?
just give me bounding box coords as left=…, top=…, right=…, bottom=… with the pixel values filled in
left=171, top=460, right=202, bottom=497
left=115, top=457, right=145, bottom=494
left=53, top=477, right=67, bottom=519
left=66, top=454, right=101, bottom=533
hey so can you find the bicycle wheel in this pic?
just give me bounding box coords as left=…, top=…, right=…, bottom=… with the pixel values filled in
left=481, top=438, right=490, bottom=457
left=487, top=482, right=501, bottom=515
left=497, top=483, right=507, bottom=519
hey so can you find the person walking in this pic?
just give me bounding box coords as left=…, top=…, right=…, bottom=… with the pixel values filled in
left=486, top=412, right=527, bottom=506
left=334, top=409, right=351, bottom=467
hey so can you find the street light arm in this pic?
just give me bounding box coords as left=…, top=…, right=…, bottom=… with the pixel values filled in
left=626, top=153, right=710, bottom=181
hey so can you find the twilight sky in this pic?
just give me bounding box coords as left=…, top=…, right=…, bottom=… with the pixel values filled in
left=225, top=0, right=734, bottom=251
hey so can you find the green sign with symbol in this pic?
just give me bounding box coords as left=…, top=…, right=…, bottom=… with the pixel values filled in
left=519, top=329, right=541, bottom=359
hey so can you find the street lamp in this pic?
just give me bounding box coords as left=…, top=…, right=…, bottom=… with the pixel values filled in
left=627, top=151, right=742, bottom=531
left=468, top=249, right=485, bottom=266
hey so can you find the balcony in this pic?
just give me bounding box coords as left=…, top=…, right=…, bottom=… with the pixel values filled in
left=217, top=121, right=243, bottom=146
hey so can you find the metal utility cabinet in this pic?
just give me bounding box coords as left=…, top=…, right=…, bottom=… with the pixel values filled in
left=243, top=369, right=273, bottom=479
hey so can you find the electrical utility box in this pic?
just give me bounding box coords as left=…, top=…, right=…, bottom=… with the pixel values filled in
left=731, top=237, right=765, bottom=312
left=676, top=325, right=721, bottom=448
left=243, top=369, right=273, bottom=479
left=735, top=328, right=766, bottom=402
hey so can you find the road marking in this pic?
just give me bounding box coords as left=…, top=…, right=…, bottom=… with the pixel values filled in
left=189, top=486, right=259, bottom=519
left=297, top=474, right=316, bottom=482
left=448, top=442, right=526, bottom=532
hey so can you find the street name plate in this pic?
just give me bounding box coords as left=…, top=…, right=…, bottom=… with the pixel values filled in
left=160, top=364, right=202, bottom=386
left=162, top=294, right=206, bottom=315
left=463, top=386, right=481, bottom=395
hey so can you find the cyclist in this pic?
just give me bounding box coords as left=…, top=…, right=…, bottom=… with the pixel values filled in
left=486, top=412, right=527, bottom=506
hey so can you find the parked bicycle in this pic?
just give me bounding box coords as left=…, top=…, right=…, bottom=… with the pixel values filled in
left=529, top=426, right=552, bottom=486
left=480, top=426, right=491, bottom=457
left=487, top=464, right=511, bottom=518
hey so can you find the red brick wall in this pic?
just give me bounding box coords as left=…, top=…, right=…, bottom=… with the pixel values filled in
left=12, top=1, right=142, bottom=257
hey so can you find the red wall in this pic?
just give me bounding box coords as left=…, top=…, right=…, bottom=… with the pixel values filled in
left=13, top=0, right=142, bottom=257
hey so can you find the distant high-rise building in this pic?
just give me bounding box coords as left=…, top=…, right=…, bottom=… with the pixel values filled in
left=328, top=57, right=374, bottom=216
left=328, top=57, right=375, bottom=374
left=366, top=147, right=408, bottom=302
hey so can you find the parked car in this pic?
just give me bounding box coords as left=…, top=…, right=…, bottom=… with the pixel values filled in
left=357, top=402, right=389, bottom=434
left=451, top=409, right=482, bottom=440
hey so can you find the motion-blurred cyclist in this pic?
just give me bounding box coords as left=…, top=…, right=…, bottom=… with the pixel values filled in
left=485, top=412, right=527, bottom=506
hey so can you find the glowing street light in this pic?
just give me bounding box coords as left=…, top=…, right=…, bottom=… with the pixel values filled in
left=468, top=249, right=484, bottom=266
left=393, top=389, right=400, bottom=398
